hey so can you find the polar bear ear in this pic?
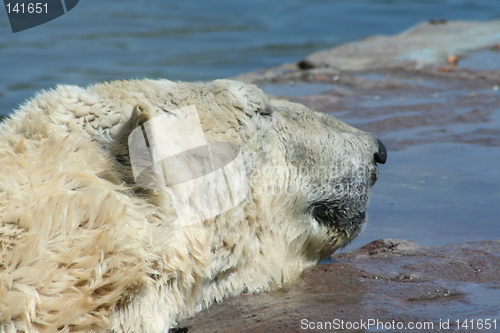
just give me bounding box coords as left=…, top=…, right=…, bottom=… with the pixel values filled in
left=113, top=104, right=151, bottom=154
left=108, top=104, right=151, bottom=186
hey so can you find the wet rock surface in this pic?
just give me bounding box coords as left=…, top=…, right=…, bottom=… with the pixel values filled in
left=281, top=70, right=500, bottom=151
left=175, top=21, right=500, bottom=332
left=296, top=21, right=500, bottom=71
left=234, top=20, right=500, bottom=152
left=177, top=239, right=500, bottom=333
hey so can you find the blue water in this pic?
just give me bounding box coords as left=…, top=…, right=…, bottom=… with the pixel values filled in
left=1, top=0, right=500, bottom=115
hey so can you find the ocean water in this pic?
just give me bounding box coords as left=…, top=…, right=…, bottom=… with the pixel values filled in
left=1, top=0, right=499, bottom=250
left=1, top=0, right=500, bottom=115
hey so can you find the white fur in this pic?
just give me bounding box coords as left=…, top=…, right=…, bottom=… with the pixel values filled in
left=0, top=79, right=380, bottom=332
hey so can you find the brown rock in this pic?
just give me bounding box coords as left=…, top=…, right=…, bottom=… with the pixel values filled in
left=176, top=239, right=500, bottom=333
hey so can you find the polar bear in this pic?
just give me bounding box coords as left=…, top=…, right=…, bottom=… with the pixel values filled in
left=0, top=79, right=386, bottom=332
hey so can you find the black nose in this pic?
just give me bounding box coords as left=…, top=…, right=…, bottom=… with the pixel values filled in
left=374, top=139, right=387, bottom=164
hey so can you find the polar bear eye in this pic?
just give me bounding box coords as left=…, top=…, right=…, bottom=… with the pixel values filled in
left=257, top=105, right=272, bottom=116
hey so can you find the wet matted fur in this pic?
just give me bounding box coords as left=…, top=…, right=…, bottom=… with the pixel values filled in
left=0, top=79, right=383, bottom=332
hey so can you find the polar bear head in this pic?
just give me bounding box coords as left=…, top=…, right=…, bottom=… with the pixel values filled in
left=102, top=79, right=386, bottom=290
left=0, top=79, right=385, bottom=332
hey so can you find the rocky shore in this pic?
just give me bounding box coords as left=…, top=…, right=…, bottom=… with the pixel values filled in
left=176, top=20, right=500, bottom=332
left=234, top=20, right=500, bottom=152
left=178, top=239, right=500, bottom=333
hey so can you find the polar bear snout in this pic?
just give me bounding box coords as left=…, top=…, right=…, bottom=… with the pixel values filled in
left=370, top=138, right=386, bottom=186
left=374, top=138, right=387, bottom=164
